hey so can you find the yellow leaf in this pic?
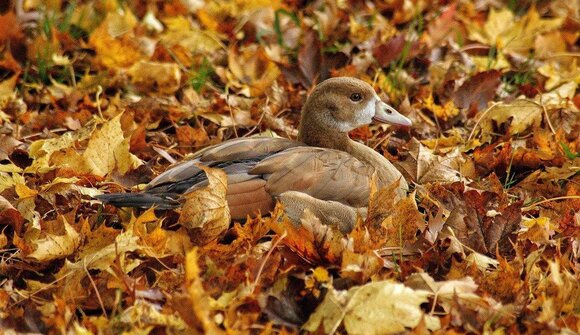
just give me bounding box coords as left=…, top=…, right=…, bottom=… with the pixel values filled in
left=127, top=61, right=182, bottom=95
left=538, top=59, right=580, bottom=90
left=313, top=266, right=330, bottom=283
left=53, top=224, right=142, bottom=302
left=405, top=273, right=481, bottom=313
left=178, top=165, right=230, bottom=245
left=479, top=100, right=543, bottom=144
left=0, top=172, right=18, bottom=193
left=304, top=281, right=440, bottom=334
left=160, top=16, right=222, bottom=55
left=534, top=31, right=567, bottom=58
left=423, top=94, right=459, bottom=121
left=184, top=248, right=224, bottom=334
left=421, top=128, right=465, bottom=153
left=27, top=120, right=96, bottom=173
left=74, top=225, right=140, bottom=271
left=25, top=216, right=81, bottom=262
left=469, top=7, right=563, bottom=55
left=14, top=183, right=37, bottom=199
left=0, top=74, right=18, bottom=107
left=538, top=81, right=578, bottom=109
left=88, top=9, right=144, bottom=68
left=227, top=46, right=281, bottom=97
left=50, top=114, right=142, bottom=177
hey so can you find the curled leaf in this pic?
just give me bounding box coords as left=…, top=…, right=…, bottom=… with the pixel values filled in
left=178, top=165, right=230, bottom=245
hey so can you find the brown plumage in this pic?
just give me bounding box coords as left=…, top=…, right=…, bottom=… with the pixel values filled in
left=97, top=77, right=412, bottom=231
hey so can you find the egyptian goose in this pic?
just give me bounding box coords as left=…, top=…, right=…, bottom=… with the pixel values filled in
left=97, top=77, right=412, bottom=232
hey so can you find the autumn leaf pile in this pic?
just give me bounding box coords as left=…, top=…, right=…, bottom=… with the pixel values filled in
left=0, top=0, right=579, bottom=334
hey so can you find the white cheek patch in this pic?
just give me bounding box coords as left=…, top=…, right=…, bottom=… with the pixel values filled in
left=354, top=99, right=376, bottom=126
left=334, top=121, right=355, bottom=132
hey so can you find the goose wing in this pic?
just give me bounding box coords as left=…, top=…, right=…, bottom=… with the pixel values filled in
left=145, top=137, right=301, bottom=194
left=249, top=147, right=374, bottom=207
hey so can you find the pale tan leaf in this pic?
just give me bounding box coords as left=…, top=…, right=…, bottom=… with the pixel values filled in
left=127, top=61, right=182, bottom=95
left=304, top=281, right=440, bottom=334
left=178, top=165, right=230, bottom=245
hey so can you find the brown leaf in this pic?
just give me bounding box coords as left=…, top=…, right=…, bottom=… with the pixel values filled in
left=374, top=34, right=404, bottom=67
left=453, top=70, right=501, bottom=112
left=396, top=138, right=464, bottom=184
left=178, top=164, right=230, bottom=245
left=426, top=4, right=458, bottom=47
left=176, top=124, right=209, bottom=148
left=436, top=181, right=522, bottom=254
left=298, top=30, right=323, bottom=87
left=0, top=12, right=24, bottom=46
left=278, top=29, right=346, bottom=88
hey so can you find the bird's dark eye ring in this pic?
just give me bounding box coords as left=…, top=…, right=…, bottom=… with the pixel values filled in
left=350, top=93, right=362, bottom=102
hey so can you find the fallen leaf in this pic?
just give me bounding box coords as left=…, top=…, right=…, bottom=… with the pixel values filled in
left=468, top=6, right=563, bottom=55
left=474, top=99, right=543, bottom=146
left=29, top=114, right=143, bottom=176
left=453, top=70, right=501, bottom=112
left=396, top=138, right=464, bottom=184
left=426, top=4, right=458, bottom=47
left=405, top=272, right=480, bottom=312
left=21, top=216, right=81, bottom=262
left=127, top=61, right=182, bottom=95
left=534, top=31, right=567, bottom=59
left=178, top=164, right=230, bottom=245
left=435, top=181, right=522, bottom=254
left=88, top=9, right=144, bottom=68
left=269, top=207, right=347, bottom=263
left=303, top=281, right=440, bottom=334
left=423, top=94, right=459, bottom=121
left=180, top=248, right=225, bottom=334
left=226, top=46, right=281, bottom=97
left=538, top=59, right=580, bottom=90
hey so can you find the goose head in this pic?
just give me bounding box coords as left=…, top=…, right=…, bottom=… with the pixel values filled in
left=299, top=77, right=412, bottom=138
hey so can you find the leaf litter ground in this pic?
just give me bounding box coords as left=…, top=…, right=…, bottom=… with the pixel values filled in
left=0, top=1, right=578, bottom=334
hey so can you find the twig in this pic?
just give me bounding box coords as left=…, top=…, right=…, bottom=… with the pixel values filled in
left=521, top=196, right=580, bottom=212
left=83, top=257, right=108, bottom=318
left=251, top=231, right=286, bottom=293
left=466, top=102, right=500, bottom=147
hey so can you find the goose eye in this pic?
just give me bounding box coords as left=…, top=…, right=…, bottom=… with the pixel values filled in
left=350, top=93, right=362, bottom=102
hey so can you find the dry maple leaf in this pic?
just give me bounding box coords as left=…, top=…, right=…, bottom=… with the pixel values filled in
left=15, top=216, right=81, bottom=262
left=226, top=46, right=281, bottom=97
left=468, top=6, right=563, bottom=56
left=27, top=114, right=142, bottom=176
left=396, top=138, right=464, bottom=184
left=178, top=164, right=230, bottom=245
left=434, top=181, right=522, bottom=255
left=175, top=248, right=225, bottom=334
left=304, top=281, right=440, bottom=334
left=269, top=208, right=347, bottom=264
left=88, top=10, right=144, bottom=68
